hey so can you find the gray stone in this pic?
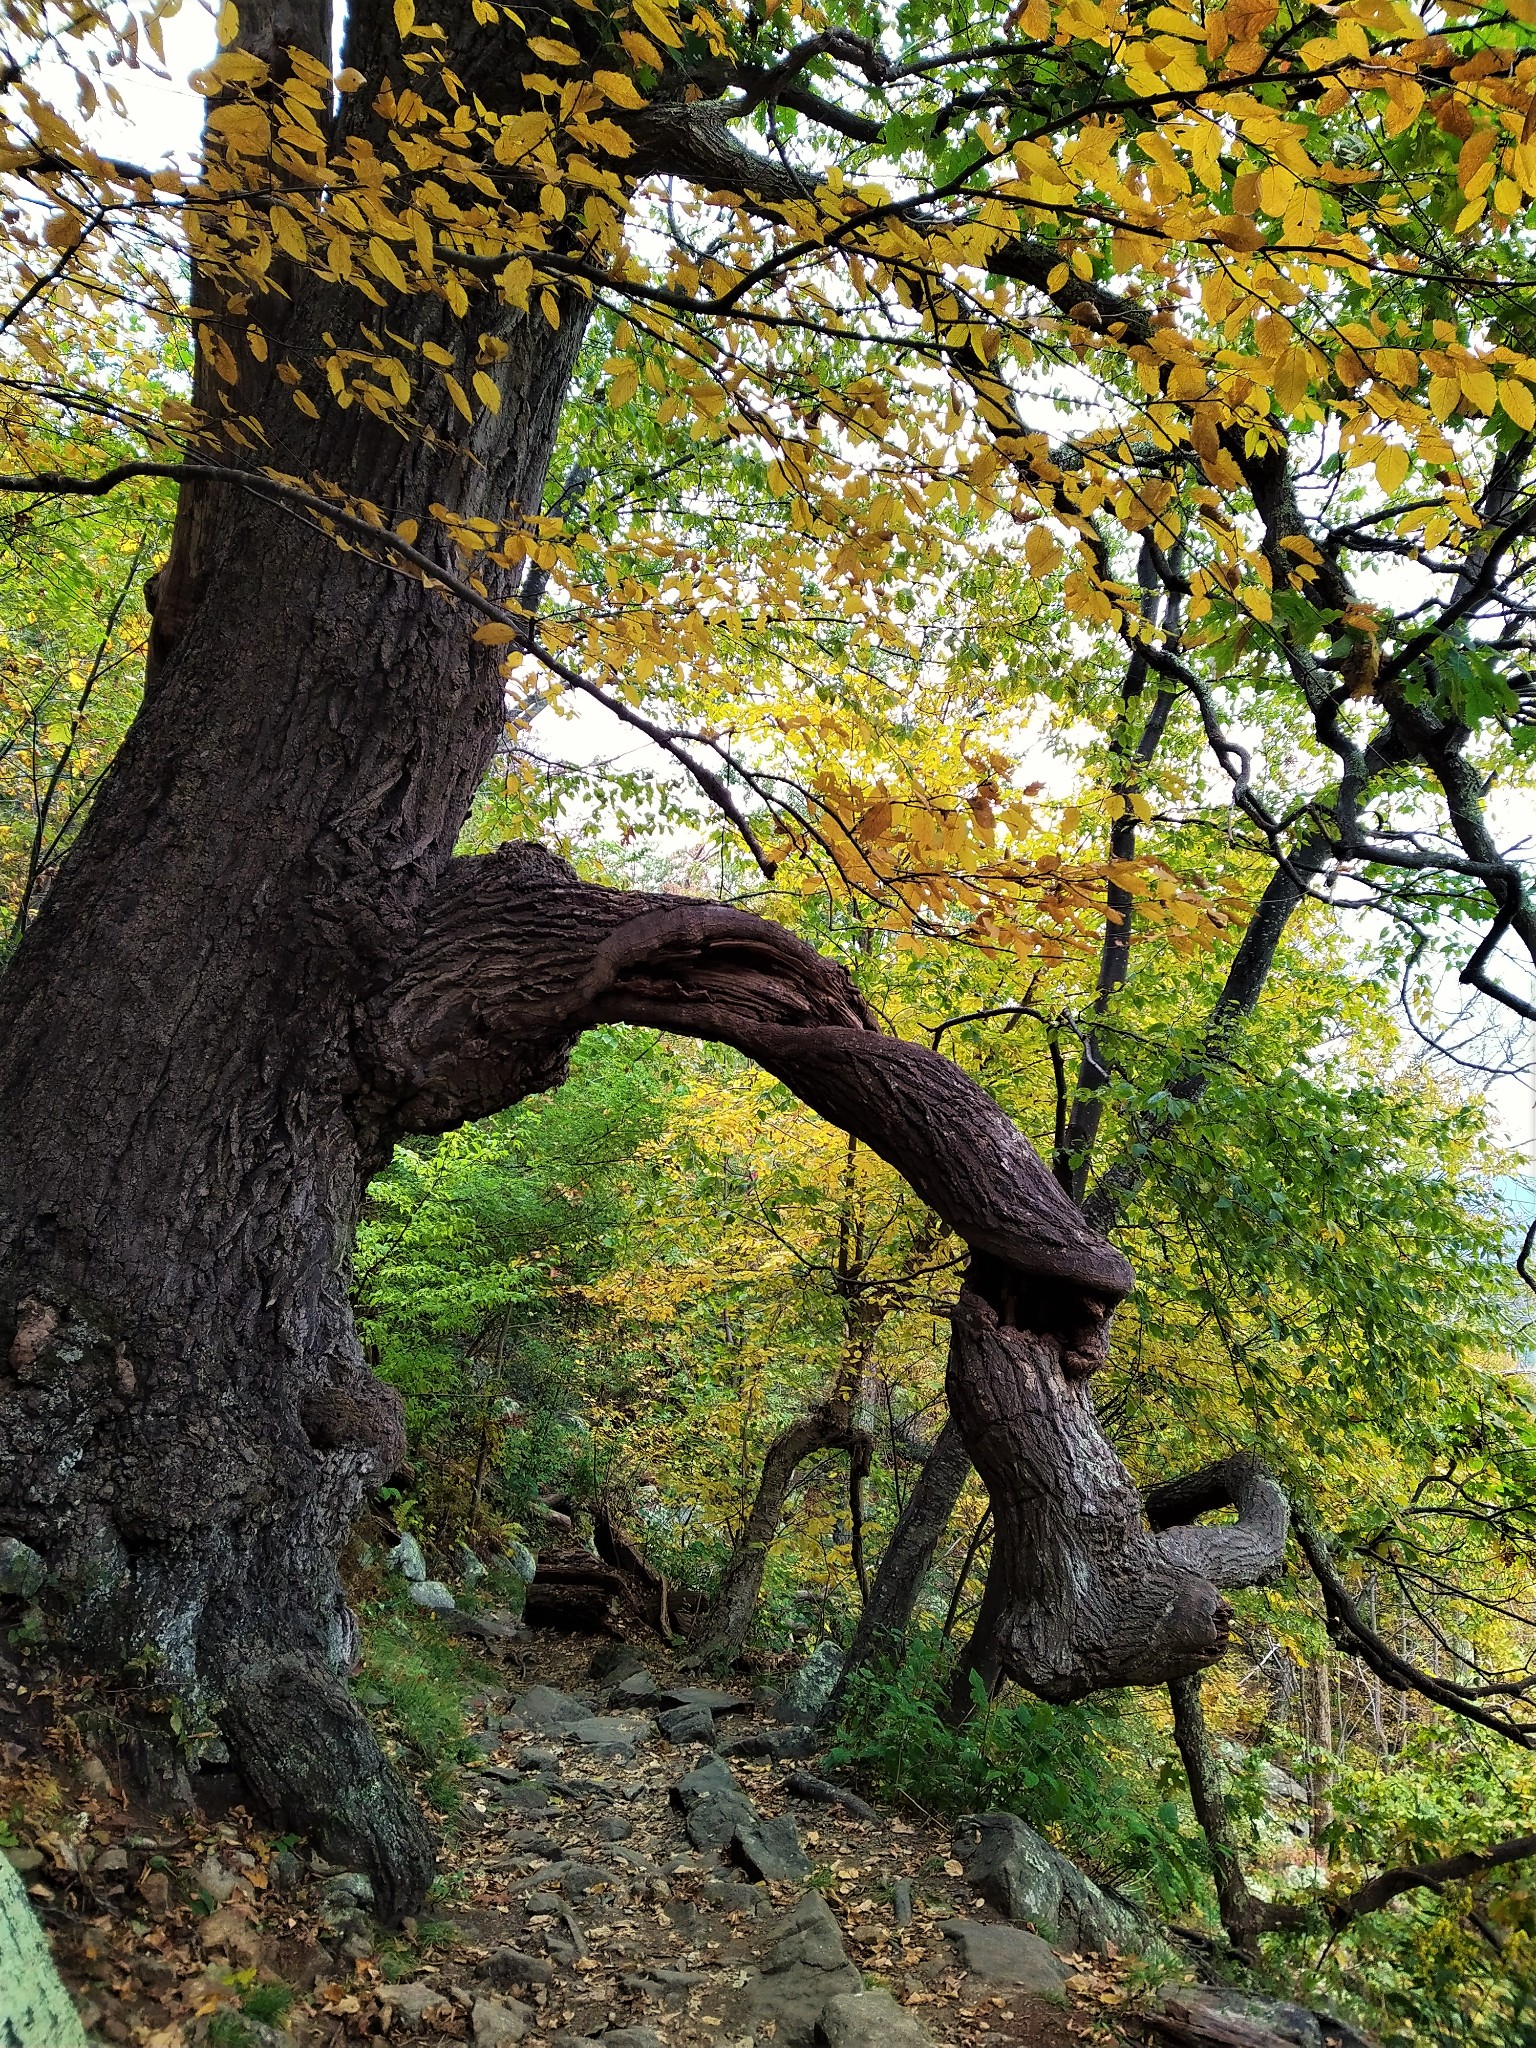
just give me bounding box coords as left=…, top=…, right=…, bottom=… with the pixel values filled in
left=733, top=1812, right=810, bottom=1883
left=409, top=1578, right=456, bottom=1611
left=717, top=1725, right=822, bottom=1764
left=511, top=1686, right=593, bottom=1735
left=473, top=1993, right=532, bottom=2045
left=704, top=1878, right=768, bottom=1916
left=388, top=1532, right=427, bottom=1582
left=588, top=1644, right=646, bottom=1681
left=0, top=1538, right=45, bottom=1600
left=609, top=1671, right=660, bottom=1705
left=672, top=1756, right=757, bottom=1850
left=598, top=1814, right=633, bottom=1842
left=820, top=1988, right=934, bottom=2048
left=1260, top=1762, right=1309, bottom=1805
left=600, top=2032, right=664, bottom=2048
left=495, top=1783, right=557, bottom=1815
left=504, top=1540, right=539, bottom=1584
left=673, top=1755, right=742, bottom=1810
left=321, top=1870, right=376, bottom=1912
left=385, top=1981, right=457, bottom=2031
left=1156, top=1986, right=1328, bottom=2048
left=656, top=1685, right=752, bottom=1716
left=567, top=1714, right=652, bottom=1755
left=687, top=1795, right=749, bottom=1850
left=518, top=1746, right=560, bottom=1769
left=457, top=1543, right=488, bottom=1586
left=742, top=1889, right=862, bottom=2047
left=656, top=1704, right=715, bottom=1745
left=953, top=1812, right=1142, bottom=1954
left=891, top=1878, right=912, bottom=1928
left=942, top=1920, right=1067, bottom=1996
left=778, top=1640, right=845, bottom=1722
left=483, top=1948, right=556, bottom=1989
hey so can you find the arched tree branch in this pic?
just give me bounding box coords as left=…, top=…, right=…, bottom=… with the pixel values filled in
left=359, top=846, right=1288, bottom=1699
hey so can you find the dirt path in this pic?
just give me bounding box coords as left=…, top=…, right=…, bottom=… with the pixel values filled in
left=5, top=1625, right=1152, bottom=2047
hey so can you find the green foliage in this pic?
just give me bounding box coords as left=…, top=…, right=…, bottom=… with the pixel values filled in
left=358, top=1028, right=676, bottom=1537
left=829, top=1632, right=1207, bottom=1916
left=238, top=1980, right=296, bottom=2024
left=357, top=1600, right=485, bottom=1813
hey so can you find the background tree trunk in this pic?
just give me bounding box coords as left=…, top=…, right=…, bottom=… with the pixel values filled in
left=686, top=1401, right=872, bottom=1670
left=1168, top=1674, right=1260, bottom=1957
left=821, top=1416, right=971, bottom=1719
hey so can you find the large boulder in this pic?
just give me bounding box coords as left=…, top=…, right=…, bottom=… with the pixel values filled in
left=387, top=1532, right=427, bottom=1582
left=741, top=1889, right=862, bottom=2046
left=941, top=1920, right=1067, bottom=1997
left=952, top=1812, right=1143, bottom=1954
left=820, top=1988, right=934, bottom=2048
left=732, top=1813, right=811, bottom=1883
left=509, top=1685, right=593, bottom=1735
left=672, top=1756, right=757, bottom=1850
left=0, top=1538, right=46, bottom=1600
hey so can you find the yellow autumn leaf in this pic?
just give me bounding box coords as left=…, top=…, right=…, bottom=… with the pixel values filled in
left=208, top=102, right=272, bottom=156
left=632, top=0, right=683, bottom=48
left=368, top=237, right=408, bottom=292
left=472, top=621, right=519, bottom=643
left=593, top=69, right=646, bottom=107
left=444, top=374, right=473, bottom=422
left=526, top=35, right=580, bottom=61
left=472, top=370, right=501, bottom=413
left=1499, top=378, right=1536, bottom=431
left=269, top=206, right=308, bottom=261
left=209, top=49, right=269, bottom=84
left=393, top=0, right=415, bottom=34
left=1375, top=444, right=1410, bottom=494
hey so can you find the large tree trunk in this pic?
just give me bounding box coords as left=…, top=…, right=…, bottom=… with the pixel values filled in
left=0, top=1, right=592, bottom=1904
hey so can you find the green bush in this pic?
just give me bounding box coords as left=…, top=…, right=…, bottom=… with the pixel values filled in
left=357, top=1601, right=485, bottom=1811
left=829, top=1631, right=1206, bottom=1915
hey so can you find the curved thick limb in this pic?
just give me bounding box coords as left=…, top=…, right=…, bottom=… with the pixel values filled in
left=362, top=850, right=1289, bottom=1699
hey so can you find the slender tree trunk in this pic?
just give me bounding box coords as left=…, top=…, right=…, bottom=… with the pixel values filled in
left=685, top=1400, right=872, bottom=1670
left=1168, top=1674, right=1259, bottom=1958
left=821, top=1414, right=972, bottom=1719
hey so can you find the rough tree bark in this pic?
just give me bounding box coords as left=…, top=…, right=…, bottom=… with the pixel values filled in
left=360, top=858, right=1293, bottom=1701
left=0, top=0, right=592, bottom=1916
left=686, top=1399, right=872, bottom=1670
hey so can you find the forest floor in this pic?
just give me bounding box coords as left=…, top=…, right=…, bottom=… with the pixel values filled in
left=3, top=1617, right=1184, bottom=2048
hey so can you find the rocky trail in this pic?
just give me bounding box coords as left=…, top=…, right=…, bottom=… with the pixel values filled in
left=2, top=1624, right=1369, bottom=2048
